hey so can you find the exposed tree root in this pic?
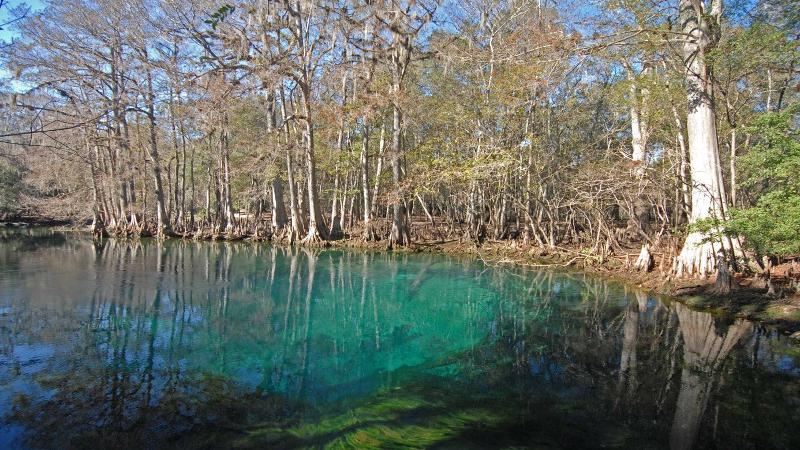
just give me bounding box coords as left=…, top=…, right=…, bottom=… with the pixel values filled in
left=362, top=222, right=379, bottom=242
left=634, top=244, right=653, bottom=272
left=388, top=221, right=411, bottom=250
left=674, top=232, right=723, bottom=279
left=301, top=223, right=328, bottom=246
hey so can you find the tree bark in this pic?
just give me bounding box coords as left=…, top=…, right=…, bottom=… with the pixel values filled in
left=389, top=96, right=410, bottom=248
left=280, top=87, right=303, bottom=244
left=675, top=0, right=733, bottom=278
left=144, top=64, right=171, bottom=236
left=370, top=122, right=386, bottom=216
left=299, top=84, right=328, bottom=243
left=271, top=178, right=288, bottom=232
left=220, top=122, right=235, bottom=233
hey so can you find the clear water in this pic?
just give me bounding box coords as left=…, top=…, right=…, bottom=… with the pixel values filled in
left=0, top=228, right=798, bottom=449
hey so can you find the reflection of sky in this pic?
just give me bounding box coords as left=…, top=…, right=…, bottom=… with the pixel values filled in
left=777, top=356, right=799, bottom=375
left=0, top=249, right=500, bottom=412
left=0, top=342, right=59, bottom=448
left=1, top=232, right=799, bottom=449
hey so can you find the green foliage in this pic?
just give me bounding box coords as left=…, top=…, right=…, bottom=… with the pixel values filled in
left=709, top=23, right=794, bottom=77
left=729, top=191, right=800, bottom=255
left=727, top=107, right=800, bottom=255
left=205, top=4, right=235, bottom=30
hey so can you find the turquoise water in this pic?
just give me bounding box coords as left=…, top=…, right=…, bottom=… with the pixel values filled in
left=0, top=229, right=798, bottom=449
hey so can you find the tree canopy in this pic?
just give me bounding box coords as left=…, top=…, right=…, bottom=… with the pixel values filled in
left=0, top=0, right=797, bottom=273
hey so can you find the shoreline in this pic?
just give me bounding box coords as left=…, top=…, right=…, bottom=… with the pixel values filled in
left=341, top=238, right=800, bottom=333
left=6, top=221, right=800, bottom=334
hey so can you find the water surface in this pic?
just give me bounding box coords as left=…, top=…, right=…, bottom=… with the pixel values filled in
left=0, top=228, right=798, bottom=449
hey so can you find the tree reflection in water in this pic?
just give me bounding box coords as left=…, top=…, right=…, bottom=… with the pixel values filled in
left=670, top=305, right=751, bottom=450
left=0, top=230, right=797, bottom=449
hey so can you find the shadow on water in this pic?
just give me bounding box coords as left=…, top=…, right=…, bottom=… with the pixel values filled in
left=0, top=228, right=67, bottom=252
left=0, top=229, right=798, bottom=449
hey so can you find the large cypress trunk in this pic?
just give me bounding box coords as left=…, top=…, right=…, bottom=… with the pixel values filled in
left=674, top=0, right=734, bottom=278
left=361, top=124, right=377, bottom=241
left=271, top=178, right=288, bottom=232
left=389, top=98, right=410, bottom=248
left=145, top=64, right=170, bottom=236
left=300, top=85, right=328, bottom=244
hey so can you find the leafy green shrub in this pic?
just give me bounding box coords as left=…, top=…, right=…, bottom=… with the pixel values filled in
left=727, top=106, right=800, bottom=255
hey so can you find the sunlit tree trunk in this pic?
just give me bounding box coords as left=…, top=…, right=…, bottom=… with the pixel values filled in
left=220, top=122, right=235, bottom=233
left=389, top=93, right=410, bottom=248
left=361, top=124, right=378, bottom=241
left=385, top=8, right=420, bottom=249
left=370, top=122, right=386, bottom=216
left=271, top=178, right=288, bottom=232
left=625, top=64, right=650, bottom=244
left=86, top=134, right=105, bottom=235
left=625, top=64, right=650, bottom=171
left=299, top=84, right=328, bottom=243
left=329, top=126, right=344, bottom=239
left=280, top=88, right=303, bottom=244
left=284, top=0, right=327, bottom=244
left=674, top=0, right=733, bottom=278
left=144, top=62, right=171, bottom=236
left=671, top=105, right=691, bottom=222
left=109, top=42, right=129, bottom=231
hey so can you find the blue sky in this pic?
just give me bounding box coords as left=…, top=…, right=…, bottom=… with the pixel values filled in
left=0, top=0, right=43, bottom=44
left=1, top=0, right=42, bottom=91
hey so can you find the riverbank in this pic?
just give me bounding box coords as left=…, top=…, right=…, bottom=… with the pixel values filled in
left=3, top=226, right=798, bottom=450
left=315, top=236, right=800, bottom=334
left=6, top=221, right=800, bottom=334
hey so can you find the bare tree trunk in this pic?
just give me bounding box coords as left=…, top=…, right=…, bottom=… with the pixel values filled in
left=370, top=122, right=386, bottom=216
left=635, top=244, right=653, bottom=272
left=389, top=97, right=410, bottom=248
left=729, top=128, right=737, bottom=208
left=204, top=160, right=212, bottom=225
left=340, top=171, right=350, bottom=234
left=189, top=141, right=195, bottom=228
left=672, top=106, right=691, bottom=222
left=87, top=136, right=105, bottom=235
left=144, top=64, right=170, bottom=236
left=626, top=65, right=650, bottom=242
left=329, top=127, right=345, bottom=239
left=271, top=178, right=288, bottom=232
left=360, top=122, right=380, bottom=241
left=109, top=42, right=129, bottom=231
left=220, top=123, right=235, bottom=233
left=280, top=88, right=303, bottom=244
left=300, top=86, right=328, bottom=243
left=675, top=0, right=735, bottom=278
left=627, top=66, right=648, bottom=170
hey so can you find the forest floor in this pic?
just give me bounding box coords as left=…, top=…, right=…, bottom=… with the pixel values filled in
left=321, top=235, right=800, bottom=335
